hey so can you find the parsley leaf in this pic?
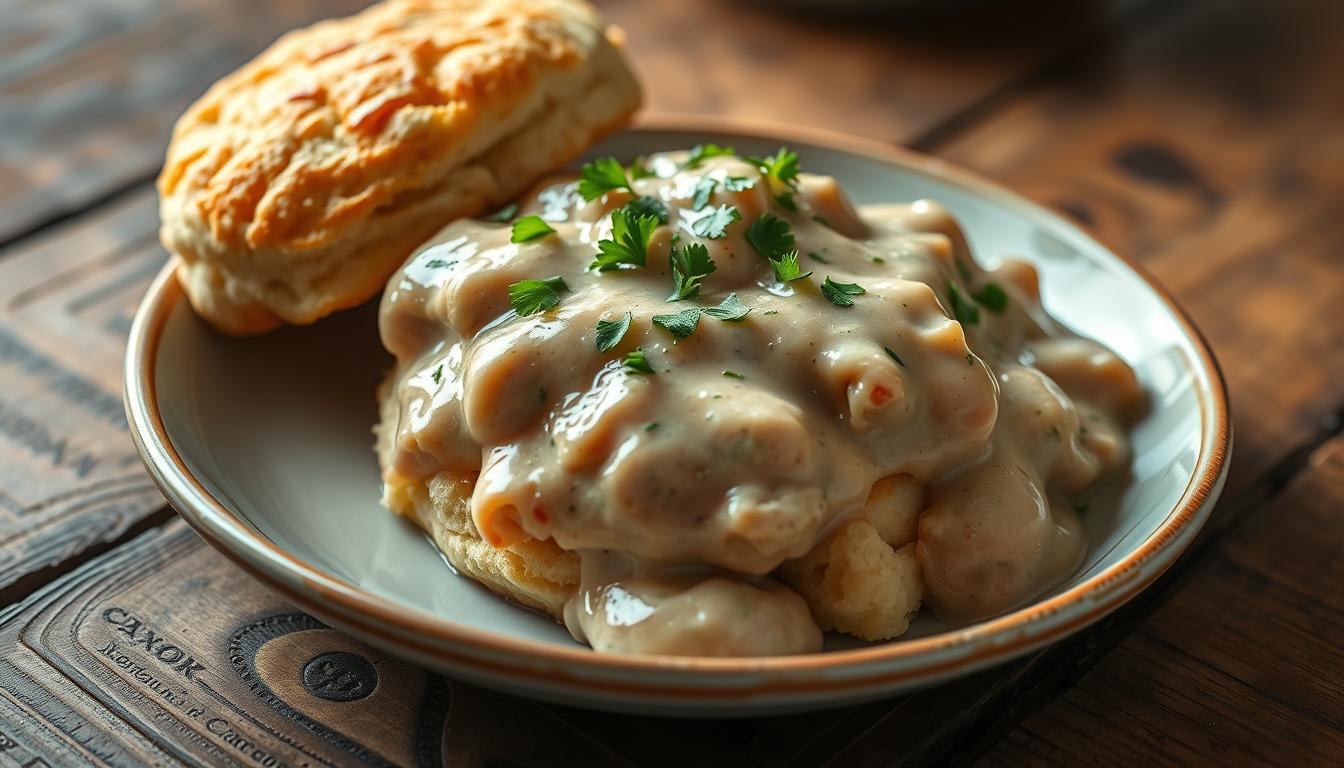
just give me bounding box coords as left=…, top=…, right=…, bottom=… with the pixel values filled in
left=775, top=193, right=799, bottom=212
left=508, top=276, right=569, bottom=316
left=691, top=177, right=718, bottom=211
left=745, top=147, right=801, bottom=209
left=592, top=208, right=659, bottom=271
left=668, top=242, right=716, bottom=301
left=883, top=347, right=905, bottom=367
left=955, top=259, right=973, bottom=281
left=624, top=195, right=669, bottom=224
left=691, top=204, right=741, bottom=239
left=622, top=347, right=655, bottom=374
left=431, top=364, right=444, bottom=385
left=723, top=175, right=756, bottom=192
left=769, top=250, right=811, bottom=282
left=578, top=156, right=632, bottom=201
left=701, top=293, right=752, bottom=321
left=821, top=277, right=865, bottom=307
left=948, top=283, right=980, bottom=325
left=745, top=212, right=796, bottom=259
left=511, top=215, right=555, bottom=243
left=722, top=370, right=744, bottom=379
left=652, top=308, right=702, bottom=339
left=480, top=203, right=518, bottom=222
left=681, top=143, right=736, bottom=169
left=972, top=282, right=1009, bottom=313
left=595, top=311, right=632, bottom=352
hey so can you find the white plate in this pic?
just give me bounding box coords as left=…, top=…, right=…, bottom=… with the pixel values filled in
left=125, top=117, right=1230, bottom=716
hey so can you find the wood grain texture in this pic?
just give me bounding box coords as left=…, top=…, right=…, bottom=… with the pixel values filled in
left=0, top=191, right=166, bottom=601
left=0, top=518, right=627, bottom=768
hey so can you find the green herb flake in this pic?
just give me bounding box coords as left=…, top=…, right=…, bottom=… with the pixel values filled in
left=769, top=251, right=812, bottom=283
left=967, top=353, right=976, bottom=367
left=820, top=277, right=866, bottom=308
left=508, top=276, right=569, bottom=316
left=595, top=311, right=633, bottom=352
left=592, top=208, right=660, bottom=271
left=948, top=283, right=981, bottom=325
left=431, top=364, right=444, bottom=385
left=745, top=212, right=796, bottom=259
left=622, top=347, right=656, bottom=374
left=775, top=193, right=798, bottom=211
left=578, top=156, right=633, bottom=201
left=869, top=254, right=885, bottom=264
left=624, top=195, right=669, bottom=224
left=425, top=259, right=452, bottom=269
left=808, top=251, right=831, bottom=263
left=955, top=259, right=973, bottom=281
left=1075, top=504, right=1089, bottom=516
left=972, top=282, right=1009, bottom=313
left=702, top=293, right=752, bottom=321
left=681, top=143, right=736, bottom=169
left=480, top=203, right=518, bottom=223
left=668, top=242, right=717, bottom=301
left=762, top=309, right=781, bottom=315
left=883, top=347, right=905, bottom=367
left=745, top=147, right=801, bottom=210
left=691, top=204, right=741, bottom=239
left=652, top=308, right=702, bottom=339
left=510, top=215, right=556, bottom=243
left=723, top=175, right=756, bottom=192
left=722, top=370, right=745, bottom=379
left=644, top=421, right=659, bottom=431
left=691, top=177, right=718, bottom=211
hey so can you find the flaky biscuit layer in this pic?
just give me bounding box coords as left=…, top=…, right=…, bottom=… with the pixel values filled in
left=160, top=0, right=640, bottom=334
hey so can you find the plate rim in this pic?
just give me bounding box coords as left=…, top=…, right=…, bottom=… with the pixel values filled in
left=124, top=114, right=1231, bottom=700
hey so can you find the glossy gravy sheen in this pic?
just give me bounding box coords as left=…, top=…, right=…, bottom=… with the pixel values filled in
left=379, top=152, right=1141, bottom=656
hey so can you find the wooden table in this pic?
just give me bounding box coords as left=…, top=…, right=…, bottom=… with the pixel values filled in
left=1, top=0, right=1340, bottom=764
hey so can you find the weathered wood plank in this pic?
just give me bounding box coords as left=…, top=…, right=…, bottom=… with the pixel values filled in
left=979, top=434, right=1344, bottom=766
left=0, top=518, right=630, bottom=768
left=0, top=0, right=1160, bottom=244
left=0, top=191, right=166, bottom=601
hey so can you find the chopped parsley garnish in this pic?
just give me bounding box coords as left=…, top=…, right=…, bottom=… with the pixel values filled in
left=821, top=277, right=866, bottom=307
left=955, top=259, right=973, bottom=281
left=578, top=156, right=633, bottom=201
left=723, top=175, right=756, bottom=191
left=745, top=147, right=801, bottom=209
left=425, top=259, right=452, bottom=269
left=645, top=421, right=659, bottom=431
left=722, top=370, right=744, bottom=379
left=948, top=283, right=981, bottom=325
left=967, top=353, right=976, bottom=366
left=508, top=276, right=569, bottom=316
left=701, top=293, right=752, bottom=321
left=769, top=251, right=811, bottom=283
left=691, top=204, right=741, bottom=239
left=592, top=208, right=659, bottom=271
left=808, top=251, right=830, bottom=263
left=972, top=282, right=1009, bottom=313
left=595, top=311, right=632, bottom=352
left=510, top=215, right=556, bottom=243
left=431, top=364, right=444, bottom=385
left=480, top=203, right=518, bottom=222
left=668, top=242, right=716, bottom=301
left=745, top=212, right=795, bottom=259
left=883, top=347, right=905, bottom=367
left=624, top=195, right=669, bottom=224
left=691, top=178, right=718, bottom=211
left=622, top=347, right=655, bottom=374
left=681, top=143, right=735, bottom=169
left=869, top=254, right=885, bottom=264
left=652, top=308, right=702, bottom=339
left=629, top=157, right=656, bottom=180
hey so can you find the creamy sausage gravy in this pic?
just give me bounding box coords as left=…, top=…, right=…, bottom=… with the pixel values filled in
left=379, top=149, right=1141, bottom=656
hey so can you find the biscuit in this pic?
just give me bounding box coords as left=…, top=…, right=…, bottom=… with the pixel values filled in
left=159, top=0, right=641, bottom=334
left=375, top=373, right=579, bottom=617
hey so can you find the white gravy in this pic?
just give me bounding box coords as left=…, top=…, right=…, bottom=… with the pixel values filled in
left=379, top=152, right=1140, bottom=655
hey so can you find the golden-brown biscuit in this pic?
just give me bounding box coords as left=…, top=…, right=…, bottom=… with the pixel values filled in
left=159, top=0, right=641, bottom=334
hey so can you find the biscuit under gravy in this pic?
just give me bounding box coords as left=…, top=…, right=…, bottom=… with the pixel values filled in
left=159, top=0, right=641, bottom=334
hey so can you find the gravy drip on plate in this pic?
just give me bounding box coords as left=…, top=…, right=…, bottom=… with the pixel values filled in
left=379, top=152, right=1140, bottom=655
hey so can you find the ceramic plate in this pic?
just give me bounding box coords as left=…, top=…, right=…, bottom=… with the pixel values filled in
left=125, top=117, right=1230, bottom=716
